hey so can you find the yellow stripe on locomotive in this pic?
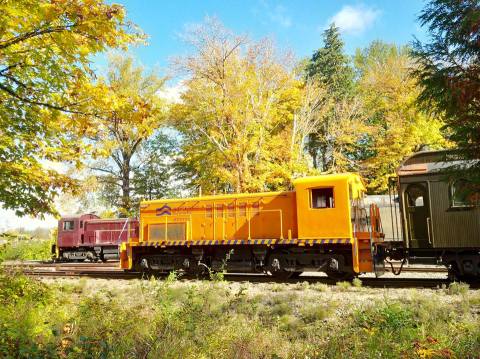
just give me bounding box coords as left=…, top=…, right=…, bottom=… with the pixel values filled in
left=120, top=173, right=384, bottom=277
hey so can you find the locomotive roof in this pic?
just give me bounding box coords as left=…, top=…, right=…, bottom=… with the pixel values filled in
left=142, top=189, right=294, bottom=205
left=397, top=150, right=479, bottom=176
left=141, top=173, right=363, bottom=206
left=292, top=173, right=363, bottom=186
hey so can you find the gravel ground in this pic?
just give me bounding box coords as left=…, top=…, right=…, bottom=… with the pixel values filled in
left=42, top=274, right=479, bottom=315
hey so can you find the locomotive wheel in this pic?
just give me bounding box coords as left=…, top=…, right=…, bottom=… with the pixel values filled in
left=447, top=264, right=479, bottom=283
left=268, top=255, right=294, bottom=280
left=325, top=270, right=355, bottom=282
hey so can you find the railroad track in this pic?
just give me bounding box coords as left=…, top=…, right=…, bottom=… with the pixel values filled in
left=1, top=260, right=461, bottom=288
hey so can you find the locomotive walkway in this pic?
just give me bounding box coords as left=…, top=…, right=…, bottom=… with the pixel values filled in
left=1, top=260, right=466, bottom=289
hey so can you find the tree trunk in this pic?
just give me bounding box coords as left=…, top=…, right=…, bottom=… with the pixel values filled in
left=121, top=154, right=131, bottom=216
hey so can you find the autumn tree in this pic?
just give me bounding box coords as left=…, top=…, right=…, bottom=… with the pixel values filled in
left=131, top=131, right=179, bottom=201
left=84, top=55, right=167, bottom=215
left=355, top=41, right=449, bottom=192
left=412, top=0, right=480, bottom=178
left=0, top=0, right=139, bottom=216
left=171, top=18, right=315, bottom=194
left=305, top=24, right=367, bottom=172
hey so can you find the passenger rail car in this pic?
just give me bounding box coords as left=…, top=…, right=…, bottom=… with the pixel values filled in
left=119, top=174, right=384, bottom=279
left=378, top=150, right=480, bottom=280
left=53, top=214, right=139, bottom=261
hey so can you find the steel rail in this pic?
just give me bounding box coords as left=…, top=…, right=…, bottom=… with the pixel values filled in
left=2, top=264, right=464, bottom=289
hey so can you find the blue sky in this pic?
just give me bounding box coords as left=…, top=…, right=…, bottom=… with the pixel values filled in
left=114, top=0, right=427, bottom=71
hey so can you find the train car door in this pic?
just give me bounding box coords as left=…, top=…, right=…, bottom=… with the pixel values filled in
left=404, top=182, right=433, bottom=248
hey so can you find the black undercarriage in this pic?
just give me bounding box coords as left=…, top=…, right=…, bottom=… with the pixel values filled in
left=53, top=245, right=119, bottom=262
left=375, top=241, right=480, bottom=281
left=130, top=244, right=355, bottom=280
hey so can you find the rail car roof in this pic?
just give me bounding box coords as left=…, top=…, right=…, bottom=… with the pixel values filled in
left=397, top=150, right=479, bottom=176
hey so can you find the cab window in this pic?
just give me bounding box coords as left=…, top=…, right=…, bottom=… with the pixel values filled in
left=63, top=220, right=75, bottom=231
left=311, top=188, right=334, bottom=208
left=450, top=179, right=480, bottom=207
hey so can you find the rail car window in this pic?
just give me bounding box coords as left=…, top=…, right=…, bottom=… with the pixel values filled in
left=450, top=179, right=480, bottom=207
left=311, top=188, right=334, bottom=208
left=80, top=221, right=83, bottom=228
left=63, top=220, right=75, bottom=231
left=406, top=186, right=425, bottom=207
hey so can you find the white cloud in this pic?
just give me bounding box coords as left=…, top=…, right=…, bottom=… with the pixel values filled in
left=328, top=4, right=380, bottom=34
left=158, top=81, right=186, bottom=104
left=268, top=4, right=292, bottom=28
left=252, top=1, right=292, bottom=28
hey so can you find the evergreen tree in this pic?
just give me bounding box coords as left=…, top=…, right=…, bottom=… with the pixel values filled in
left=307, top=24, right=354, bottom=100
left=412, top=0, right=480, bottom=175
left=305, top=24, right=357, bottom=171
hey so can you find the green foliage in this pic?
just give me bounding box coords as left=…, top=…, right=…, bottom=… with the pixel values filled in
left=352, top=277, right=362, bottom=288
left=132, top=131, right=180, bottom=202
left=446, top=281, right=470, bottom=296
left=299, top=304, right=330, bottom=324
left=307, top=24, right=354, bottom=100
left=412, top=0, right=480, bottom=175
left=0, top=0, right=140, bottom=217
left=0, top=228, right=54, bottom=261
left=335, top=280, right=352, bottom=291
left=0, top=239, right=53, bottom=261
left=1, top=274, right=480, bottom=358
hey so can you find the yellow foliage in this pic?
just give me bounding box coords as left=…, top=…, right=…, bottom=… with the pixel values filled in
left=355, top=43, right=450, bottom=192
left=171, top=19, right=318, bottom=194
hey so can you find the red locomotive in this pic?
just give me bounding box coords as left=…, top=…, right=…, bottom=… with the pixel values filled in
left=53, top=214, right=139, bottom=262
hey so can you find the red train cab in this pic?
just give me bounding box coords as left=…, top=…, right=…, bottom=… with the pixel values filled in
left=54, top=214, right=139, bottom=261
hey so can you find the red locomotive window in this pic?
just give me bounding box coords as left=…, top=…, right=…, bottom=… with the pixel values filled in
left=205, top=204, right=213, bottom=218
left=311, top=188, right=334, bottom=208
left=239, top=202, right=246, bottom=217
left=251, top=202, right=260, bottom=215
left=63, top=220, right=75, bottom=231
left=216, top=204, right=224, bottom=218
left=80, top=221, right=83, bottom=228
left=228, top=203, right=235, bottom=217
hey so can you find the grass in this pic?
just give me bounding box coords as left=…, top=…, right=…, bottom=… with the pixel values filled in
left=0, top=228, right=55, bottom=262
left=0, top=238, right=53, bottom=261
left=0, top=269, right=479, bottom=359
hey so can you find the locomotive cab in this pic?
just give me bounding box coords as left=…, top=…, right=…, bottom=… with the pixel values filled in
left=56, top=214, right=100, bottom=261
left=293, top=174, right=363, bottom=240
left=294, top=174, right=383, bottom=276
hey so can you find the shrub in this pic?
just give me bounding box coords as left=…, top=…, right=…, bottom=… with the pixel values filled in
left=312, top=283, right=329, bottom=292
left=352, top=278, right=362, bottom=288
left=300, top=304, right=330, bottom=324
left=0, top=238, right=53, bottom=261
left=446, top=282, right=469, bottom=296
left=336, top=281, right=352, bottom=291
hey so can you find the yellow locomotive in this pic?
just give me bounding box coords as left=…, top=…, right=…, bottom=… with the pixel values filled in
left=120, top=173, right=384, bottom=279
